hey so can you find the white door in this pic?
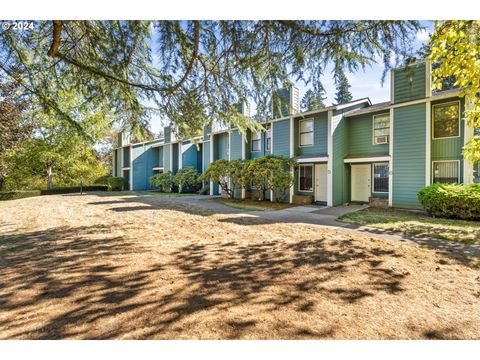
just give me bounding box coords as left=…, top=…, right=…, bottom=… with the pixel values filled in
left=351, top=164, right=371, bottom=202
left=315, top=163, right=328, bottom=202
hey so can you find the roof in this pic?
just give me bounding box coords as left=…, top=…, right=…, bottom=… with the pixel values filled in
left=291, top=98, right=371, bottom=119
left=343, top=101, right=390, bottom=117
left=344, top=153, right=390, bottom=159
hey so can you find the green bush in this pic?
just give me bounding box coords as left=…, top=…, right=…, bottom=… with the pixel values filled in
left=0, top=190, right=41, bottom=201
left=94, top=175, right=110, bottom=185
left=417, top=183, right=480, bottom=220
left=173, top=167, right=202, bottom=193
left=199, top=184, right=210, bottom=195
left=40, top=185, right=109, bottom=195
left=107, top=177, right=125, bottom=191
left=149, top=171, right=175, bottom=192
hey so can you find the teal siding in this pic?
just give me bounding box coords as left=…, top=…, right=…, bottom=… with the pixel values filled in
left=230, top=130, right=243, bottom=160
left=393, top=62, right=426, bottom=104
left=248, top=127, right=269, bottom=159
left=122, top=147, right=130, bottom=167
left=347, top=112, right=389, bottom=156
left=273, top=88, right=291, bottom=118
left=164, top=145, right=171, bottom=172
left=294, top=112, right=328, bottom=156
left=431, top=98, right=465, bottom=183
left=215, top=133, right=229, bottom=160
left=393, top=104, right=426, bottom=208
left=203, top=142, right=211, bottom=172
left=172, top=143, right=179, bottom=173
left=181, top=141, right=199, bottom=169
left=272, top=119, right=290, bottom=157
left=132, top=144, right=149, bottom=190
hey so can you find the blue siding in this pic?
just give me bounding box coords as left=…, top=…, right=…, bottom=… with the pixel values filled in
left=393, top=104, right=426, bottom=208
left=164, top=145, right=171, bottom=172
left=203, top=142, right=211, bottom=172
left=295, top=112, right=328, bottom=156
left=215, top=133, right=229, bottom=160
left=230, top=130, right=243, bottom=160
left=172, top=143, right=179, bottom=173
left=132, top=144, right=148, bottom=190
left=182, top=141, right=199, bottom=169
left=272, top=119, right=290, bottom=157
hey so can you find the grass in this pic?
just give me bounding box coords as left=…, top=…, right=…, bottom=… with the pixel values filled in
left=137, top=191, right=198, bottom=197
left=0, top=194, right=479, bottom=339
left=337, top=207, right=480, bottom=244
left=202, top=197, right=295, bottom=211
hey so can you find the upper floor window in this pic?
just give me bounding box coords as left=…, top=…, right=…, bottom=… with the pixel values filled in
left=432, top=160, right=459, bottom=184
left=299, top=118, right=313, bottom=147
left=266, top=124, right=272, bottom=151
left=252, top=131, right=261, bottom=152
left=373, top=114, right=390, bottom=145
left=433, top=101, right=460, bottom=139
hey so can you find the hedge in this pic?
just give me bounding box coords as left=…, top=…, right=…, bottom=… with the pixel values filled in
left=0, top=190, right=41, bottom=201
left=40, top=185, right=109, bottom=195
left=107, top=176, right=125, bottom=191
left=417, top=183, right=480, bottom=220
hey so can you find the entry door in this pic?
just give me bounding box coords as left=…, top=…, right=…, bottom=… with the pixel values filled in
left=351, top=164, right=371, bottom=202
left=314, top=163, right=328, bottom=202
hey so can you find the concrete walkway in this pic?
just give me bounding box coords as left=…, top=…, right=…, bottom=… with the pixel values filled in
left=133, top=192, right=480, bottom=259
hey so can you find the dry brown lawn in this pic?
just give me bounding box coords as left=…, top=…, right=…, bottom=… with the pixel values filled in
left=0, top=193, right=479, bottom=339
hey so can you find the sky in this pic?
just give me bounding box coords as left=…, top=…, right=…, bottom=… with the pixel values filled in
left=147, top=21, right=434, bottom=134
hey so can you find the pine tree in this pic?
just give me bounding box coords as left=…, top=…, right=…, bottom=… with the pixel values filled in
left=334, top=69, right=353, bottom=104
left=301, top=86, right=326, bottom=112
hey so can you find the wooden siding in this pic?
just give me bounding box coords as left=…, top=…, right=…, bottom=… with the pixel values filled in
left=294, top=112, right=328, bottom=156
left=272, top=119, right=290, bottom=157
left=393, top=62, right=426, bottom=104
left=230, top=130, right=243, bottom=160
left=393, top=104, right=426, bottom=208
left=346, top=111, right=389, bottom=156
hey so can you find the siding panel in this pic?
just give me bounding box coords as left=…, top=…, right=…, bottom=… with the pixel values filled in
left=347, top=112, right=389, bottom=156
left=393, top=62, right=426, bottom=104
left=272, top=119, right=290, bottom=157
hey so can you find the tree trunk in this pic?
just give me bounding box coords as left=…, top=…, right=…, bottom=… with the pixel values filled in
left=47, top=165, right=53, bottom=190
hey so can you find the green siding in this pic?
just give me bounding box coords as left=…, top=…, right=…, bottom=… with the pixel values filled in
left=294, top=112, right=328, bottom=156
left=393, top=62, right=426, bottom=104
left=393, top=104, right=426, bottom=208
left=430, top=98, right=465, bottom=183
left=332, top=111, right=349, bottom=206
left=230, top=130, right=243, bottom=160
left=215, top=132, right=229, bottom=160
left=346, top=111, right=389, bottom=156
left=272, top=119, right=290, bottom=157
left=164, top=145, right=171, bottom=172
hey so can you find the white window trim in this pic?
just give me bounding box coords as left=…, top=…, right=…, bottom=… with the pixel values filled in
left=299, top=118, right=314, bottom=147
left=431, top=160, right=461, bottom=184
left=372, top=162, right=389, bottom=194
left=372, top=113, right=390, bottom=145
left=298, top=164, right=314, bottom=192
left=432, top=100, right=461, bottom=140
left=251, top=131, right=261, bottom=152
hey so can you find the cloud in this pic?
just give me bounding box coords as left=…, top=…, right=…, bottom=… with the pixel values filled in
left=416, top=29, right=431, bottom=42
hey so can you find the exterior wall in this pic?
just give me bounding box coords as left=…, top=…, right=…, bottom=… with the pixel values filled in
left=172, top=143, right=179, bottom=173
left=115, top=149, right=122, bottom=176
left=214, top=132, right=229, bottom=160
left=346, top=111, right=389, bottom=156
left=272, top=119, right=290, bottom=158
left=181, top=141, right=200, bottom=170
left=132, top=144, right=149, bottom=190
left=331, top=112, right=349, bottom=206
left=430, top=97, right=465, bottom=183
left=273, top=88, right=291, bottom=118
left=392, top=103, right=426, bottom=208
left=248, top=127, right=269, bottom=159
left=164, top=144, right=171, bottom=172
left=164, top=126, right=171, bottom=143
left=294, top=112, right=328, bottom=156
left=393, top=62, right=427, bottom=104
left=203, top=142, right=211, bottom=171
left=122, top=147, right=130, bottom=167
left=230, top=130, right=243, bottom=160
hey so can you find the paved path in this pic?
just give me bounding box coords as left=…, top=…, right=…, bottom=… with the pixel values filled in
left=133, top=192, right=480, bottom=259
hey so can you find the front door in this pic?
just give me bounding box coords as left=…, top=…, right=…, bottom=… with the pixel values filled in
left=314, top=163, right=328, bottom=202
left=351, top=164, right=371, bottom=202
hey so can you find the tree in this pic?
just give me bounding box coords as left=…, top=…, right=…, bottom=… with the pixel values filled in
left=416, top=43, right=456, bottom=91
left=429, top=20, right=480, bottom=162
left=201, top=160, right=233, bottom=197
left=301, top=87, right=326, bottom=111
left=0, top=81, right=30, bottom=190
left=150, top=171, right=175, bottom=192
left=334, top=67, right=353, bottom=104
left=0, top=21, right=422, bottom=140
left=173, top=167, right=202, bottom=193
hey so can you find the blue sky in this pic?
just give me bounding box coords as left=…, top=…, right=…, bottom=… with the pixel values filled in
left=147, top=21, right=434, bottom=134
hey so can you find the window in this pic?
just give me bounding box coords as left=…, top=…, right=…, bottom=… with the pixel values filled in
left=251, top=131, right=261, bottom=152
left=266, top=124, right=272, bottom=151
left=432, top=161, right=459, bottom=184
left=433, top=102, right=460, bottom=139
left=299, top=165, right=313, bottom=191
left=299, top=119, right=313, bottom=146
left=373, top=163, right=389, bottom=193
left=373, top=114, right=390, bottom=145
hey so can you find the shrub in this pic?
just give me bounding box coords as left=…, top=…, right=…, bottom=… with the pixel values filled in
left=0, top=190, right=41, bottom=201
left=417, top=183, right=480, bottom=220
left=201, top=159, right=233, bottom=197
left=173, top=167, right=202, bottom=193
left=149, top=171, right=175, bottom=192
left=40, top=185, right=109, bottom=195
left=198, top=184, right=210, bottom=195
left=94, top=175, right=110, bottom=185
left=107, top=176, right=125, bottom=191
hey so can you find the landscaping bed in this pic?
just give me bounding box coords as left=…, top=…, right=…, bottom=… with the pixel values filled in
left=337, top=207, right=480, bottom=245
